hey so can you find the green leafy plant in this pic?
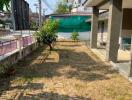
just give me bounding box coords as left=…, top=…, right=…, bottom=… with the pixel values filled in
left=30, top=20, right=37, bottom=30
left=71, top=31, right=79, bottom=41
left=0, top=64, right=16, bottom=77
left=34, top=19, right=58, bottom=50
left=0, top=64, right=6, bottom=76
left=0, top=0, right=11, bottom=11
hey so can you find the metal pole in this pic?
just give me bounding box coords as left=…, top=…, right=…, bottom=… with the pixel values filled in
left=19, top=24, right=23, bottom=59
left=34, top=4, right=38, bottom=28
left=29, top=13, right=30, bottom=36
left=43, top=9, right=46, bottom=22
left=36, top=6, right=38, bottom=27
left=38, top=0, right=42, bottom=27
left=19, top=0, right=23, bottom=59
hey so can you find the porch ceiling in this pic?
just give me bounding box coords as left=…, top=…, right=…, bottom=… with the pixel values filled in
left=85, top=0, right=132, bottom=9
left=84, top=0, right=104, bottom=7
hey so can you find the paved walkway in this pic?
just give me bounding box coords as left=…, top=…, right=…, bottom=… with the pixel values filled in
left=0, top=41, right=132, bottom=100
left=91, top=47, right=131, bottom=78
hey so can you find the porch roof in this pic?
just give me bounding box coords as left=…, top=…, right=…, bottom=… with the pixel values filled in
left=84, top=0, right=132, bottom=9
left=86, top=11, right=108, bottom=22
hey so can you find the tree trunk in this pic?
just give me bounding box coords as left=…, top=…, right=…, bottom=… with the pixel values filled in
left=49, top=44, right=53, bottom=50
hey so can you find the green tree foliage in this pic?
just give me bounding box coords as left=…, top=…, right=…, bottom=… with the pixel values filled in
left=55, top=2, right=72, bottom=14
left=0, top=0, right=11, bottom=11
left=34, top=19, right=58, bottom=50
left=0, top=19, right=5, bottom=25
left=71, top=31, right=79, bottom=41
left=30, top=20, right=37, bottom=30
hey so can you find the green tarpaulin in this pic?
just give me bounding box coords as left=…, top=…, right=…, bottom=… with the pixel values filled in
left=51, top=16, right=91, bottom=32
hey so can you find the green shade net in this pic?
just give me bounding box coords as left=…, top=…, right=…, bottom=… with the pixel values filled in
left=51, top=16, right=91, bottom=32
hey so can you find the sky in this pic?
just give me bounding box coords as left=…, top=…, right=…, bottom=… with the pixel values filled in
left=26, top=0, right=60, bottom=15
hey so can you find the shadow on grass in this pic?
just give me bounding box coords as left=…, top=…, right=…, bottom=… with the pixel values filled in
left=19, top=92, right=91, bottom=100
left=17, top=45, right=49, bottom=66
left=15, top=47, right=117, bottom=82
left=9, top=82, right=44, bottom=91
left=0, top=41, right=118, bottom=98
left=0, top=45, right=49, bottom=96
left=59, top=44, right=82, bottom=47
left=0, top=77, right=11, bottom=96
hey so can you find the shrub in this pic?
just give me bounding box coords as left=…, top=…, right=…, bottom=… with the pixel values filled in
left=71, top=32, right=79, bottom=41
left=34, top=19, right=58, bottom=50
left=0, top=64, right=16, bottom=77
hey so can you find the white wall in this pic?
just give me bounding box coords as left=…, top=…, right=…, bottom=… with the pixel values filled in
left=58, top=32, right=91, bottom=40
left=71, top=6, right=92, bottom=13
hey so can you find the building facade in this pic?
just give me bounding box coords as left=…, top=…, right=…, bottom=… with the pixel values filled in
left=84, top=0, right=132, bottom=78
left=71, top=0, right=92, bottom=13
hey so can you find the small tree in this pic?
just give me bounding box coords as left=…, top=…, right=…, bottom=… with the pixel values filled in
left=34, top=19, right=58, bottom=50
left=71, top=31, right=79, bottom=41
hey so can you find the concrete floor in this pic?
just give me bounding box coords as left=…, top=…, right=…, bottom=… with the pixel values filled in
left=91, top=46, right=131, bottom=77
left=116, top=62, right=130, bottom=77
left=83, top=37, right=131, bottom=78
left=96, top=47, right=130, bottom=62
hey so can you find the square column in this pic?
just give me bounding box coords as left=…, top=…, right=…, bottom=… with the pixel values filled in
left=129, top=35, right=132, bottom=77
left=106, top=0, right=123, bottom=62
left=13, top=34, right=22, bottom=59
left=90, top=6, right=99, bottom=48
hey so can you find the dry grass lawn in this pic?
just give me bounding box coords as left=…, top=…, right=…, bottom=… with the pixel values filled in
left=0, top=41, right=132, bottom=100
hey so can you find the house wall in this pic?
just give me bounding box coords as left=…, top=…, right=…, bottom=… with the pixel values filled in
left=71, top=0, right=92, bottom=13
left=67, top=0, right=74, bottom=3
left=98, top=20, right=108, bottom=33
left=97, top=8, right=132, bottom=43
left=72, top=6, right=92, bottom=13
left=58, top=32, right=91, bottom=40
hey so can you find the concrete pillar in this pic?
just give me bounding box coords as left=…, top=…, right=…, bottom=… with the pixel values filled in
left=106, top=0, right=123, bottom=62
left=129, top=35, right=132, bottom=77
left=13, top=34, right=22, bottom=59
left=90, top=6, right=99, bottom=48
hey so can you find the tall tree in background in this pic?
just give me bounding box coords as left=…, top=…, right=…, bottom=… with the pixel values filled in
left=55, top=2, right=72, bottom=14
left=55, top=3, right=68, bottom=14
left=0, top=0, right=11, bottom=11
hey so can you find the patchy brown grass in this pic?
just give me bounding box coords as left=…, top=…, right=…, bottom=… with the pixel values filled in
left=0, top=41, right=132, bottom=100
